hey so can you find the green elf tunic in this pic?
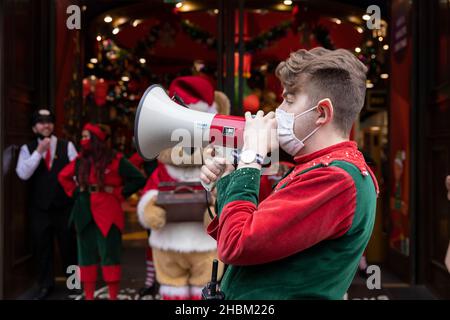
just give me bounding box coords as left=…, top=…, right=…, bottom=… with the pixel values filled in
left=207, top=141, right=379, bottom=300
left=58, top=152, right=146, bottom=283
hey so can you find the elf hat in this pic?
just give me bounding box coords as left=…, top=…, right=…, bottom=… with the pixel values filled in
left=83, top=123, right=107, bottom=141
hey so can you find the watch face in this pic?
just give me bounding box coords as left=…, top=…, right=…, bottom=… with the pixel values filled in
left=241, top=150, right=256, bottom=163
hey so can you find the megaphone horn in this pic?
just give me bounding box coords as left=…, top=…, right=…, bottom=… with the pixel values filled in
left=134, top=84, right=246, bottom=161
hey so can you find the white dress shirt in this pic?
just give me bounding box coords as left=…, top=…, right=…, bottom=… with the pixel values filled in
left=16, top=135, right=78, bottom=181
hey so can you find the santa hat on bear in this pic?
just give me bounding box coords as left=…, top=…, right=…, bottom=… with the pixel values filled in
left=168, top=76, right=229, bottom=115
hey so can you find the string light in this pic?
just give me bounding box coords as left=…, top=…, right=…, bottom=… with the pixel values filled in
left=362, top=14, right=370, bottom=21
left=96, top=35, right=102, bottom=42
left=383, top=44, right=389, bottom=50
left=175, top=2, right=183, bottom=8
left=90, top=58, right=98, bottom=64
left=104, top=16, right=113, bottom=23
left=378, top=36, right=384, bottom=42
left=139, top=58, right=146, bottom=64
left=333, top=18, right=342, bottom=25
left=355, top=47, right=361, bottom=53
left=112, top=27, right=120, bottom=35
left=380, top=73, right=389, bottom=79
left=132, top=20, right=142, bottom=27
left=356, top=27, right=364, bottom=34
left=283, top=0, right=293, bottom=5
left=121, top=76, right=130, bottom=82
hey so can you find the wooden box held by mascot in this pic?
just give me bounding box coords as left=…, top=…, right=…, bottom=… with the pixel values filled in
left=137, top=76, right=226, bottom=300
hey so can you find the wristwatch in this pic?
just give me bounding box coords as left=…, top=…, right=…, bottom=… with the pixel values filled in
left=232, top=149, right=264, bottom=165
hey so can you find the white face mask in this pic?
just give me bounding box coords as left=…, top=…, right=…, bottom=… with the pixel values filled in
left=275, top=105, right=321, bottom=156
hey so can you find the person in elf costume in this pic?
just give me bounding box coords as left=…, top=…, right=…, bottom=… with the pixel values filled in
left=200, top=48, right=379, bottom=299
left=137, top=76, right=230, bottom=300
left=58, top=123, right=146, bottom=300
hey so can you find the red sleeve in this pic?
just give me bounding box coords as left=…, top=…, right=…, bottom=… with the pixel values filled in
left=214, top=166, right=357, bottom=266
left=258, top=175, right=273, bottom=201
left=58, top=160, right=77, bottom=197
left=141, top=166, right=161, bottom=194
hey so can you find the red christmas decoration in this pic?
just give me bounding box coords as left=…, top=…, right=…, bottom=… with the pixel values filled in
left=83, top=78, right=91, bottom=99
left=243, top=94, right=260, bottom=113
left=94, top=78, right=108, bottom=107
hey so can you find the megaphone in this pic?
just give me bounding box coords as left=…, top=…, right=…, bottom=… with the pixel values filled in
left=134, top=84, right=246, bottom=190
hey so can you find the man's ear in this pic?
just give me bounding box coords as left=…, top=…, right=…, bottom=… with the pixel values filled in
left=315, top=98, right=333, bottom=126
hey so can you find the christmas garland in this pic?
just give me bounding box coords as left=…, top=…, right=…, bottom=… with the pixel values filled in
left=180, top=19, right=334, bottom=52
left=134, top=23, right=163, bottom=56
left=245, top=20, right=292, bottom=53
left=181, top=20, right=217, bottom=50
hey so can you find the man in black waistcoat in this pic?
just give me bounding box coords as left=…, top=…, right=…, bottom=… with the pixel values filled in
left=16, top=109, right=78, bottom=299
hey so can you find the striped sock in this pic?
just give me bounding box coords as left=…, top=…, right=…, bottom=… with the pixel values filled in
left=145, top=247, right=155, bottom=287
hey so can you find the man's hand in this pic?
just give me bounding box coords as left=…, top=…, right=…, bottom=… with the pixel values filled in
left=37, top=137, right=51, bottom=155
left=242, top=110, right=278, bottom=157
left=200, top=146, right=234, bottom=186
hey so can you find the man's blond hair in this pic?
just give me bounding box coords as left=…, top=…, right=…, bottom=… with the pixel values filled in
left=276, top=47, right=368, bottom=135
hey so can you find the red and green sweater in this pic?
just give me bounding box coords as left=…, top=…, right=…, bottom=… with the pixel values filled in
left=207, top=141, right=379, bottom=300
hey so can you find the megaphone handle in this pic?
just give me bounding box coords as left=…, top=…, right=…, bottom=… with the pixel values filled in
left=201, top=146, right=231, bottom=192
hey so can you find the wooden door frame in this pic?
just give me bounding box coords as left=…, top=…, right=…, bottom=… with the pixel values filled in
left=413, top=0, right=430, bottom=287
left=0, top=0, right=5, bottom=300
left=0, top=0, right=53, bottom=298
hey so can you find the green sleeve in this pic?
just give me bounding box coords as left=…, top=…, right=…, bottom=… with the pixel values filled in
left=215, top=167, right=261, bottom=217
left=143, top=159, right=158, bottom=177
left=119, top=157, right=146, bottom=198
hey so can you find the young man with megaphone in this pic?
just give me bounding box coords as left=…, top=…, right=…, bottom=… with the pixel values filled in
left=200, top=47, right=379, bottom=300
